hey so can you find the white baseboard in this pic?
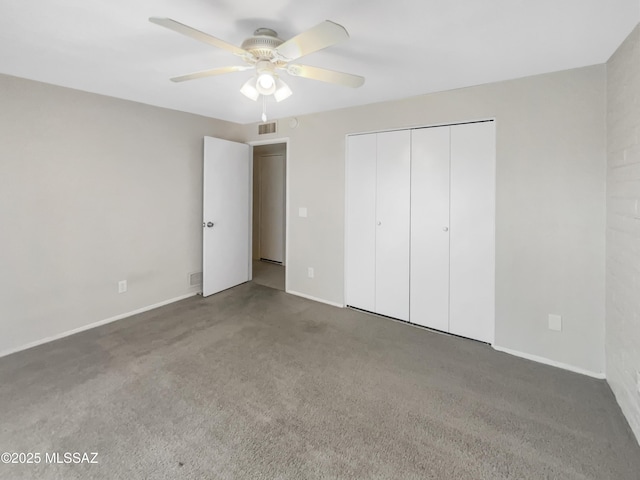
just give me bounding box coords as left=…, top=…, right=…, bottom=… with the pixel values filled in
left=492, top=345, right=605, bottom=379
left=0, top=292, right=199, bottom=359
left=286, top=290, right=344, bottom=308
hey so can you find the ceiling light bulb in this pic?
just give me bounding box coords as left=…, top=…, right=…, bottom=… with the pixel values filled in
left=258, top=73, right=274, bottom=89
left=256, top=72, right=276, bottom=96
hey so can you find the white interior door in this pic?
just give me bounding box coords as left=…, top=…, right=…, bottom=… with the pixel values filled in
left=345, top=134, right=377, bottom=312
left=410, top=127, right=451, bottom=331
left=375, top=130, right=411, bottom=321
left=449, top=122, right=495, bottom=342
left=203, top=136, right=251, bottom=297
left=259, top=154, right=285, bottom=263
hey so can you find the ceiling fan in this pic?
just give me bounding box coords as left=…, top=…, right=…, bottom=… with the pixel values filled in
left=149, top=17, right=365, bottom=120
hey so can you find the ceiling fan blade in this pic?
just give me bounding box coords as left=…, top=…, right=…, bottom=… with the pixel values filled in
left=149, top=17, right=249, bottom=57
left=170, top=66, right=252, bottom=83
left=274, top=21, right=349, bottom=62
left=286, top=64, right=364, bottom=88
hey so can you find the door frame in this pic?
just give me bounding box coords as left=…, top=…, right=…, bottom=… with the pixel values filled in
left=247, top=137, right=290, bottom=293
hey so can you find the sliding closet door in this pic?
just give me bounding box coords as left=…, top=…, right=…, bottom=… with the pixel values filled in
left=345, top=134, right=377, bottom=312
left=410, top=127, right=451, bottom=331
left=375, top=130, right=411, bottom=321
left=449, top=122, right=495, bottom=343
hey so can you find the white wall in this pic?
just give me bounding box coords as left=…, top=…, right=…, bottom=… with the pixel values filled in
left=242, top=65, right=607, bottom=376
left=606, top=23, right=640, bottom=442
left=0, top=73, right=243, bottom=356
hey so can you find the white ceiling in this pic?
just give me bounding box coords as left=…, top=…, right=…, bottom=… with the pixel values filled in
left=1, top=1, right=638, bottom=124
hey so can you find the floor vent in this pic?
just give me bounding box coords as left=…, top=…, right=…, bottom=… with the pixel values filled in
left=258, top=121, right=277, bottom=135
left=189, top=272, right=203, bottom=286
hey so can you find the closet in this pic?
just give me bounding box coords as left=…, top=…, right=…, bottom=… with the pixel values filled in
left=345, top=120, right=495, bottom=343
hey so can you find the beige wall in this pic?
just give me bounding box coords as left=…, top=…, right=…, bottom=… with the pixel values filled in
left=0, top=73, right=242, bottom=355
left=243, top=65, right=607, bottom=375
left=606, top=23, right=640, bottom=442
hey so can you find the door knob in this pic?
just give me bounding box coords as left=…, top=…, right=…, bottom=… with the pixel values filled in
left=377, top=221, right=382, bottom=226
left=442, top=227, right=449, bottom=232
left=206, top=222, right=214, bottom=228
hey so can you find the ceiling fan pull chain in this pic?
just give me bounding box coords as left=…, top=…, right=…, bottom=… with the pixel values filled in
left=261, top=95, right=267, bottom=123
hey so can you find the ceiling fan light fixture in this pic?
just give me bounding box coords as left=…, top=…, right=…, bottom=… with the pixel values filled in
left=240, top=77, right=259, bottom=101
left=256, top=72, right=276, bottom=95
left=274, top=78, right=293, bottom=102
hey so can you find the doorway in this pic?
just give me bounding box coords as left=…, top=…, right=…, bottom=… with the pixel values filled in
left=251, top=142, right=287, bottom=291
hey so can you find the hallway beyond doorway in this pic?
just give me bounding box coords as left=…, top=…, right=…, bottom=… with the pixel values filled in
left=252, top=260, right=284, bottom=291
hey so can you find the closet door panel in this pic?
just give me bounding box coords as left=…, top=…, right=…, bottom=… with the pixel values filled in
left=449, top=122, right=495, bottom=343
left=375, top=130, right=411, bottom=321
left=345, top=134, right=377, bottom=312
left=410, top=127, right=451, bottom=331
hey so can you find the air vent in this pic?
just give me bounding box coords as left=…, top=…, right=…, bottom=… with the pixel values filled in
left=258, top=122, right=277, bottom=135
left=189, top=272, right=202, bottom=286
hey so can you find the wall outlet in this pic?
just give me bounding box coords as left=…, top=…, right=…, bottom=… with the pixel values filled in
left=307, top=267, right=314, bottom=279
left=548, top=314, right=562, bottom=331
left=118, top=280, right=127, bottom=294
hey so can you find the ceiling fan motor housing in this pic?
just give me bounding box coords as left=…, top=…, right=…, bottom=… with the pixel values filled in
left=241, top=28, right=284, bottom=60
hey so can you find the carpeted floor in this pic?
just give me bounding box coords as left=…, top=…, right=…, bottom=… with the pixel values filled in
left=0, top=282, right=639, bottom=479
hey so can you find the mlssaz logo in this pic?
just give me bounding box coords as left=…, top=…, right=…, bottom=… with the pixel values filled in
left=45, top=452, right=99, bottom=464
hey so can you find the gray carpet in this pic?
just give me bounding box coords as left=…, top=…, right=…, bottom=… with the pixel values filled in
left=0, top=282, right=639, bottom=479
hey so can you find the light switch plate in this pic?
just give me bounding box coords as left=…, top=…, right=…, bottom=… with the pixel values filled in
left=299, top=207, right=308, bottom=218
left=548, top=314, right=562, bottom=331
